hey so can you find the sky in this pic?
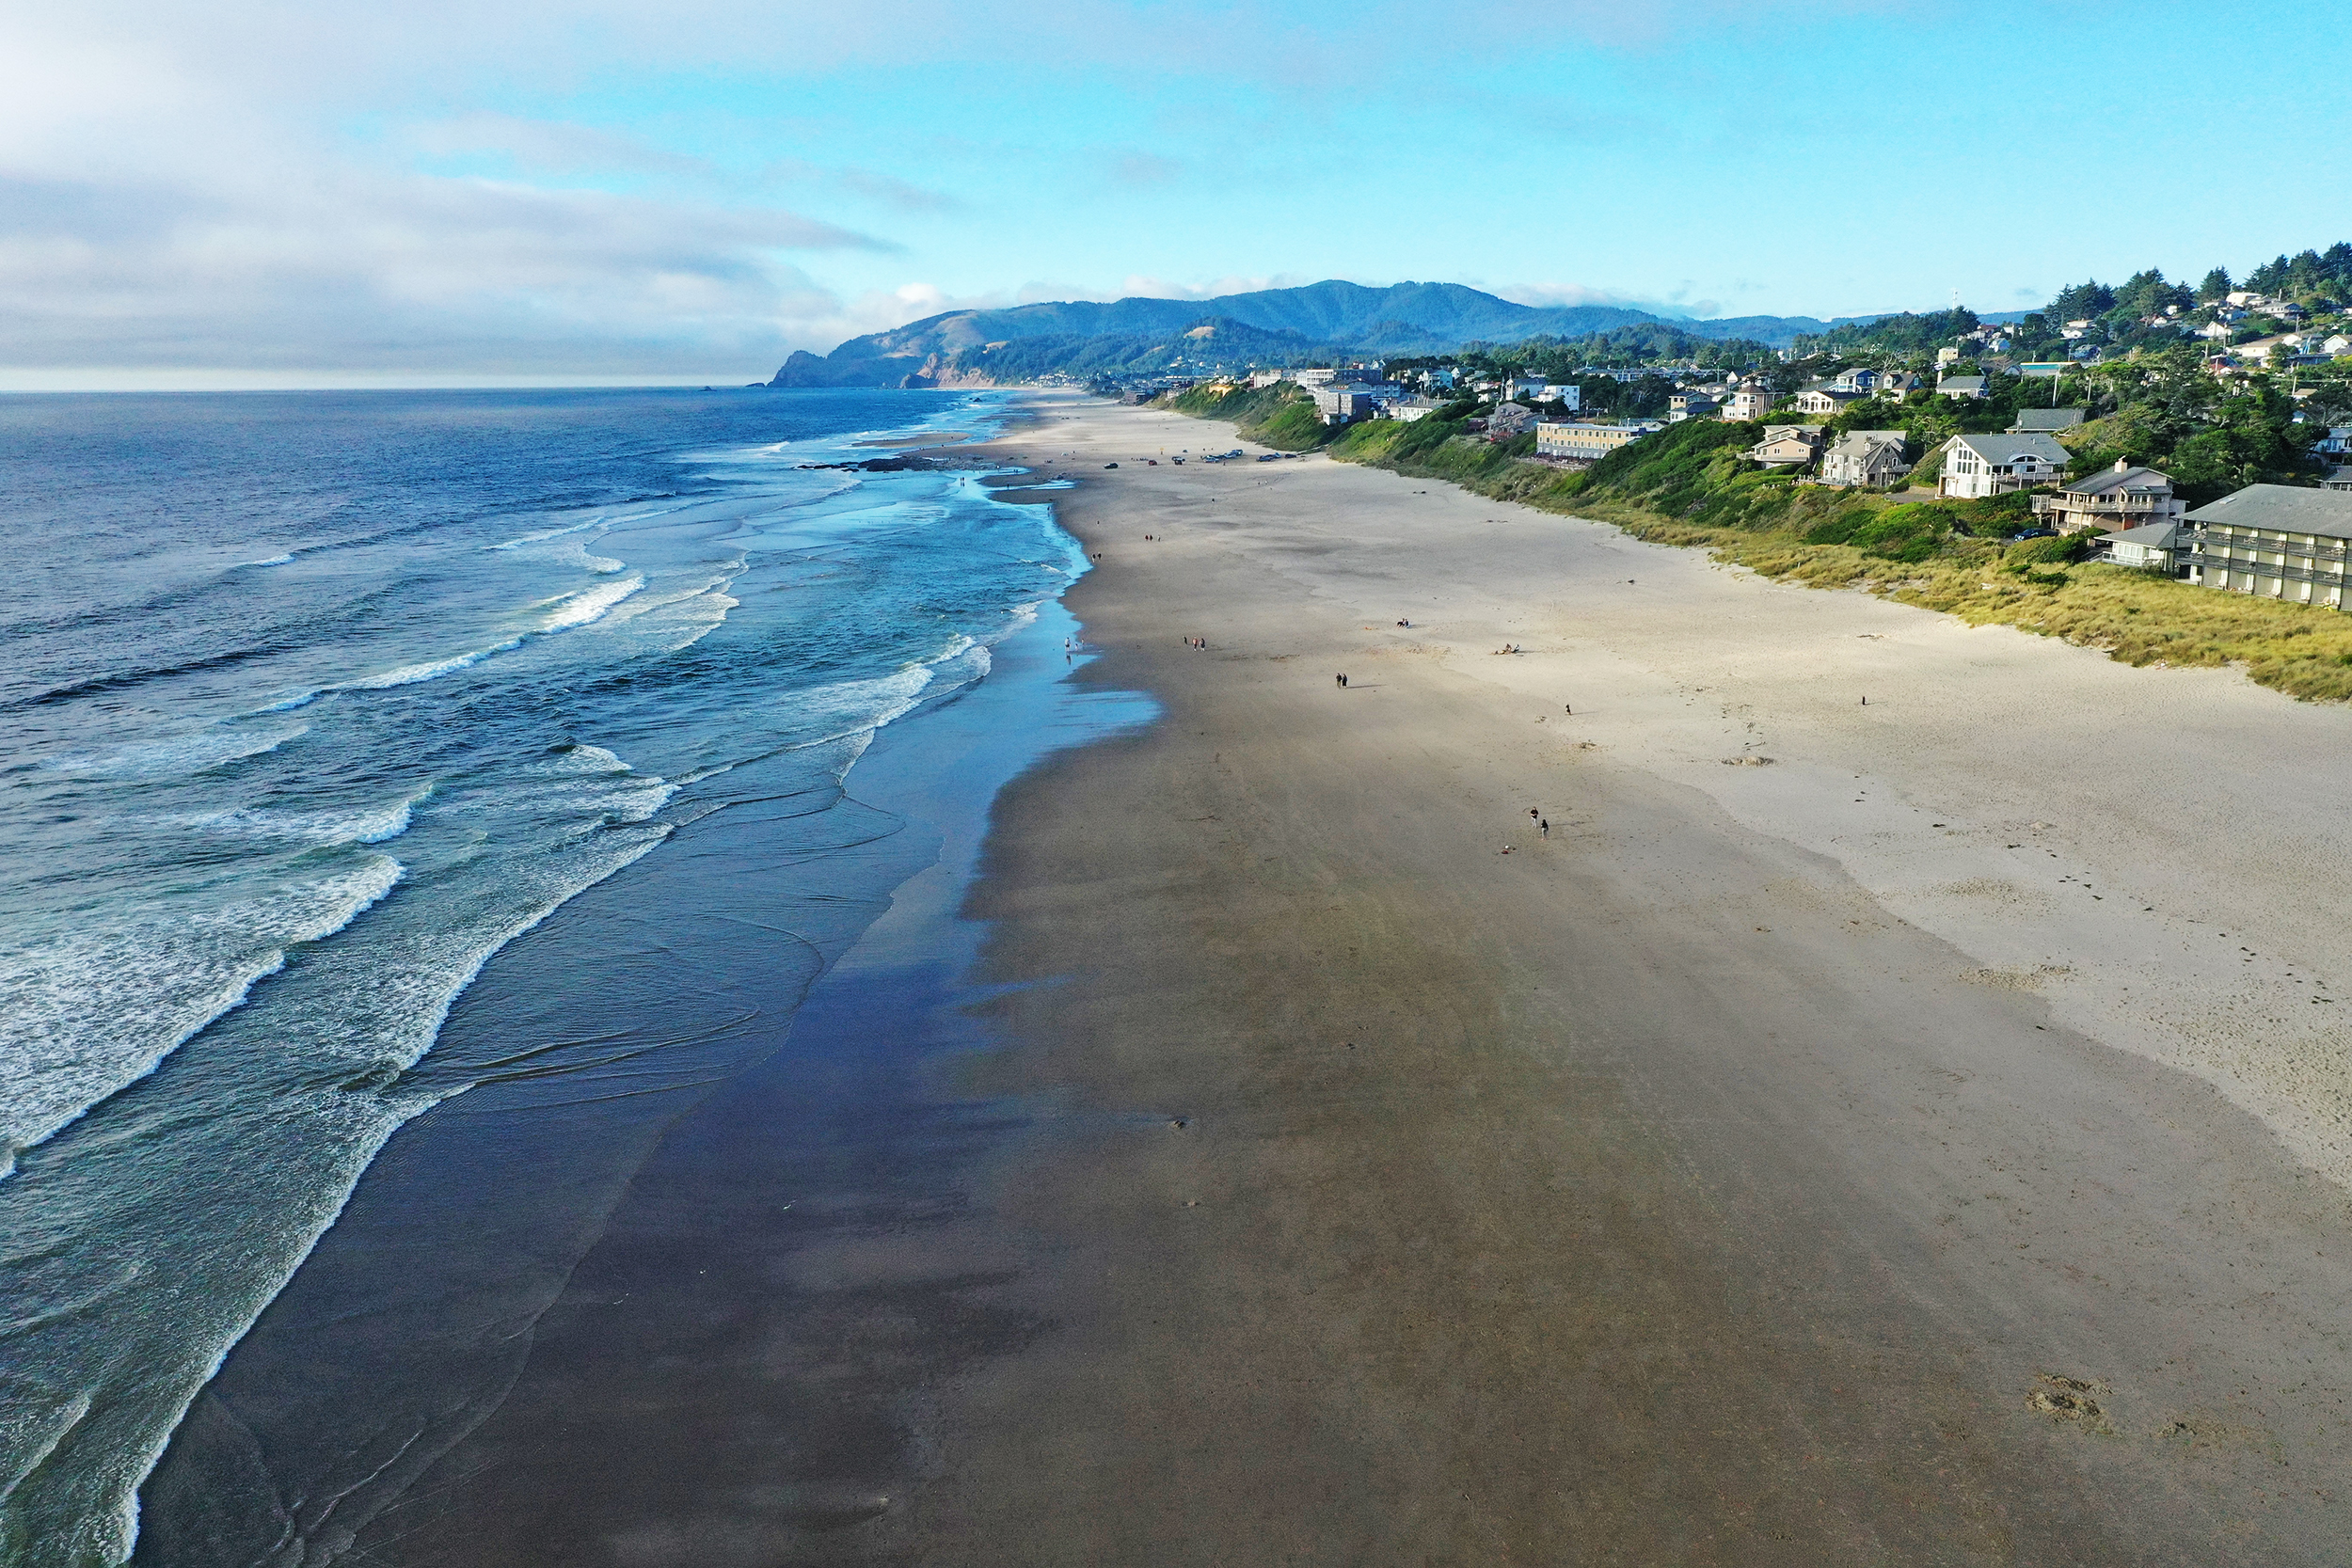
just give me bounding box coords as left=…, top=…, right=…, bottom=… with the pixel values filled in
left=6, top=0, right=2348, bottom=388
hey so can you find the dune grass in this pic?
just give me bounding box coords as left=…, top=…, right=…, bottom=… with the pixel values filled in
left=1316, top=416, right=2352, bottom=704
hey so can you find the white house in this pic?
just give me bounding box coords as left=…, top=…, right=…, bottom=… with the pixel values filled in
left=1792, top=386, right=1867, bottom=416
left=1936, top=375, right=1990, bottom=401
left=1539, top=384, right=1582, bottom=410
left=1938, top=433, right=2068, bottom=499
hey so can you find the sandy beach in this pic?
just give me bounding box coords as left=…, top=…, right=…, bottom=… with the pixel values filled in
left=859, top=398, right=2352, bottom=1562
left=180, top=394, right=2352, bottom=1565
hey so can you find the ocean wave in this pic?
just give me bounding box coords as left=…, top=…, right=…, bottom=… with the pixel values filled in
left=582, top=555, right=625, bottom=575
left=43, top=723, right=309, bottom=781
left=485, top=516, right=605, bottom=552
left=175, top=785, right=433, bottom=847
left=0, top=856, right=405, bottom=1173
left=239, top=553, right=296, bottom=568
left=343, top=639, right=525, bottom=690
left=539, top=575, right=644, bottom=632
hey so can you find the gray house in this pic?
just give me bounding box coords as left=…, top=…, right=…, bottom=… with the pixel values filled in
left=1819, top=430, right=1910, bottom=487
left=2008, top=407, right=2087, bottom=435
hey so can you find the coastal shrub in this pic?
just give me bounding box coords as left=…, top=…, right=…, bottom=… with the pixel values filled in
left=1947, top=490, right=2036, bottom=536
left=1253, top=402, right=1330, bottom=451
left=2004, top=533, right=2091, bottom=569
left=1851, top=502, right=1953, bottom=563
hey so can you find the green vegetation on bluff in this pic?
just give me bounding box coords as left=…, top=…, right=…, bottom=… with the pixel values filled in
left=1155, top=395, right=2352, bottom=703
left=1164, top=382, right=1330, bottom=450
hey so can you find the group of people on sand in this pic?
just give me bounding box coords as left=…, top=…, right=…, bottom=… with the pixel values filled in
left=1185, top=637, right=1207, bottom=650
left=1494, top=642, right=1523, bottom=656
left=1499, top=806, right=1549, bottom=855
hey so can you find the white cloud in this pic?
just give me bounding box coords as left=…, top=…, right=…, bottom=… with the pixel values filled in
left=0, top=9, right=926, bottom=382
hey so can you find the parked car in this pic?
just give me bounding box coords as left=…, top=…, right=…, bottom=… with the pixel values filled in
left=1104, top=463, right=1118, bottom=469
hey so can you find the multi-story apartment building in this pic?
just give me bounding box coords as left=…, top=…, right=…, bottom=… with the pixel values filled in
left=1535, top=420, right=1664, bottom=462
left=2185, top=485, right=2352, bottom=609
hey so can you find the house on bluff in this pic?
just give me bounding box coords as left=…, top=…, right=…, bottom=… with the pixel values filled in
left=1937, top=433, right=2068, bottom=499
left=2033, top=461, right=2184, bottom=536
left=1819, top=431, right=1911, bottom=488
left=1745, top=425, right=1824, bottom=468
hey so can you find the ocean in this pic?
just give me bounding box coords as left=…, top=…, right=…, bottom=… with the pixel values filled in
left=0, top=387, right=1130, bottom=1563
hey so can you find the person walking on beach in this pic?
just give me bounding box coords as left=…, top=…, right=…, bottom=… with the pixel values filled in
left=1540, top=817, right=1549, bottom=837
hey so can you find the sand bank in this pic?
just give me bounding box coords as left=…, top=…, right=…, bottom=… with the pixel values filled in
left=866, top=398, right=2352, bottom=1562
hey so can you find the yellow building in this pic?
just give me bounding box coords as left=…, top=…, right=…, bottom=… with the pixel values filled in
left=1534, top=420, right=1663, bottom=462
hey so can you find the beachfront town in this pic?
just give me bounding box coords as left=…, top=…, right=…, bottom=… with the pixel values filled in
left=1134, top=260, right=2352, bottom=614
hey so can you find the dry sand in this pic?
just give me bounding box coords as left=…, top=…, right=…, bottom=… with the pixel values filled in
left=851, top=398, right=2352, bottom=1563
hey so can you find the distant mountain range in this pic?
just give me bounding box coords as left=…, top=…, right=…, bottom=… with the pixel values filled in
left=767, top=280, right=1906, bottom=388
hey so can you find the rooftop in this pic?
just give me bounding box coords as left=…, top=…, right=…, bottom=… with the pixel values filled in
left=2061, top=462, right=2171, bottom=498
left=2185, top=483, right=2352, bottom=541
left=1947, top=432, right=2069, bottom=465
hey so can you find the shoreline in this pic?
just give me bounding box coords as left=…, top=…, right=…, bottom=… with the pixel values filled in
left=118, top=392, right=1129, bottom=1564
left=123, top=389, right=2352, bottom=1561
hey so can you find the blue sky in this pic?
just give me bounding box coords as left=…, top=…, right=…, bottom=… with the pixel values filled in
left=5, top=0, right=2346, bottom=385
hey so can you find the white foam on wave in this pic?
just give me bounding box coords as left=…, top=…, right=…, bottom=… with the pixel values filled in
left=344, top=639, right=525, bottom=691
left=485, top=516, right=605, bottom=552
left=0, top=855, right=405, bottom=1174
left=539, top=574, right=644, bottom=632
left=240, top=553, right=295, bottom=568
left=44, top=723, right=310, bottom=781
left=582, top=554, right=625, bottom=575
left=173, top=784, right=433, bottom=848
